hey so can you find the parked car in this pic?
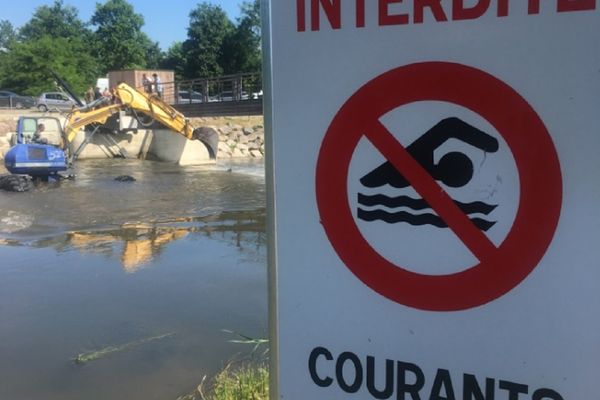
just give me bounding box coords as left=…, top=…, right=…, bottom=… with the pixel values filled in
left=177, top=90, right=204, bottom=104
left=36, top=92, right=77, bottom=112
left=0, top=90, right=35, bottom=109
left=213, top=90, right=249, bottom=102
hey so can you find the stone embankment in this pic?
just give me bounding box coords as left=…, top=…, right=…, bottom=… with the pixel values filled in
left=0, top=114, right=265, bottom=164
left=190, top=117, right=265, bottom=159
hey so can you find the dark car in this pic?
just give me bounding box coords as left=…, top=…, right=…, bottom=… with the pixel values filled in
left=0, top=90, right=35, bottom=109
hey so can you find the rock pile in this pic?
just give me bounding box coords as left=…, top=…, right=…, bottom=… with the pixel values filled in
left=214, top=123, right=265, bottom=159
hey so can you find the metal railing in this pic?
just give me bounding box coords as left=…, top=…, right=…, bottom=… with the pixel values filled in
left=136, top=73, right=262, bottom=106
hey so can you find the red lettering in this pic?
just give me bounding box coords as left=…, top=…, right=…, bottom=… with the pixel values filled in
left=311, top=0, right=341, bottom=31
left=497, top=0, right=510, bottom=16
left=529, top=0, right=595, bottom=13
left=528, top=0, right=543, bottom=14
left=298, top=0, right=597, bottom=32
left=557, top=0, right=596, bottom=12
left=414, top=0, right=448, bottom=23
left=297, top=0, right=306, bottom=31
left=379, top=0, right=409, bottom=25
left=452, top=0, right=491, bottom=20
left=357, top=0, right=366, bottom=27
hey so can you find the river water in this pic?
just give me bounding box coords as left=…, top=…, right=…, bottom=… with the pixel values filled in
left=0, top=159, right=267, bottom=400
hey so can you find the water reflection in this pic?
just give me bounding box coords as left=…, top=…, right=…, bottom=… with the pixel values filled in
left=0, top=159, right=267, bottom=400
left=0, top=209, right=266, bottom=272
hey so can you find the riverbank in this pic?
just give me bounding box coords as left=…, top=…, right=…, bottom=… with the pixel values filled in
left=0, top=111, right=264, bottom=171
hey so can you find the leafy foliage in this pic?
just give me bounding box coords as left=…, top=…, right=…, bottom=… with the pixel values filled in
left=221, top=0, right=262, bottom=74
left=0, top=0, right=97, bottom=95
left=19, top=0, right=90, bottom=41
left=0, top=36, right=98, bottom=95
left=90, top=0, right=157, bottom=73
left=0, top=0, right=263, bottom=95
left=183, top=3, right=235, bottom=78
left=0, top=20, right=17, bottom=51
left=161, top=42, right=186, bottom=80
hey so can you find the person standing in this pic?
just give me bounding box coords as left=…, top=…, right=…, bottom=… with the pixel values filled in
left=153, top=73, right=163, bottom=98
left=94, top=87, right=102, bottom=100
left=84, top=87, right=95, bottom=104
left=142, top=73, right=153, bottom=94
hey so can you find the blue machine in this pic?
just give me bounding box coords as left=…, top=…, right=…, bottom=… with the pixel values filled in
left=4, top=116, right=68, bottom=177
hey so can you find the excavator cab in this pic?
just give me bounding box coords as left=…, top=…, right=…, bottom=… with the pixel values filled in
left=4, top=116, right=68, bottom=177
left=13, top=117, right=64, bottom=146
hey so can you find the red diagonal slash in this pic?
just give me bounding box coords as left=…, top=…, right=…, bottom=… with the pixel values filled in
left=364, top=120, right=497, bottom=261
left=316, top=62, right=562, bottom=310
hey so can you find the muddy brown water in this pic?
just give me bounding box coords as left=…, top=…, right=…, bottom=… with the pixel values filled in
left=0, top=158, right=267, bottom=400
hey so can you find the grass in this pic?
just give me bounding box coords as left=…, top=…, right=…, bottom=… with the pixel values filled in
left=177, top=330, right=269, bottom=400
left=208, top=362, right=269, bottom=400
left=177, top=362, right=269, bottom=400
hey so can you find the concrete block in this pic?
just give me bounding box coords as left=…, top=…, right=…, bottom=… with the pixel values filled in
left=148, top=129, right=214, bottom=165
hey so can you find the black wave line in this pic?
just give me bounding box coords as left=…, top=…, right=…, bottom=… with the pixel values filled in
left=358, top=193, right=497, bottom=215
left=357, top=208, right=496, bottom=231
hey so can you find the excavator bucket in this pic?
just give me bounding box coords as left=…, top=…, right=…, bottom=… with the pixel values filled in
left=192, top=127, right=219, bottom=159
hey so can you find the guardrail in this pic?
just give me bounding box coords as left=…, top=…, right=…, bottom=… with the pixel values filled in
left=136, top=73, right=262, bottom=105
left=136, top=73, right=263, bottom=117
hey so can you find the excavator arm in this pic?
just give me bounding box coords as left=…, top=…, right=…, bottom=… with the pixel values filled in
left=64, top=83, right=216, bottom=158
left=112, top=83, right=196, bottom=139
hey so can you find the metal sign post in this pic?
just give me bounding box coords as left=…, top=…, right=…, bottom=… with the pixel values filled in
left=264, top=1, right=600, bottom=399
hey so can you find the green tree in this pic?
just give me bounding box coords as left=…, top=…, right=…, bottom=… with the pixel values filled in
left=19, top=0, right=91, bottom=42
left=160, top=42, right=186, bottom=80
left=90, top=0, right=159, bottom=72
left=0, top=20, right=17, bottom=51
left=183, top=3, right=234, bottom=78
left=0, top=36, right=97, bottom=95
left=221, top=0, right=261, bottom=74
left=0, top=1, right=98, bottom=95
left=140, top=35, right=163, bottom=69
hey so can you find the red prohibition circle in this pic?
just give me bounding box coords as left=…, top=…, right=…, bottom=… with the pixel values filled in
left=315, top=62, right=562, bottom=311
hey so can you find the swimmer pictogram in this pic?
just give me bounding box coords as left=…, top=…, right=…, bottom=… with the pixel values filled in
left=358, top=117, right=498, bottom=231
left=315, top=62, right=562, bottom=311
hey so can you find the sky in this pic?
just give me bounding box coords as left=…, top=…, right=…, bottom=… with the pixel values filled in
left=3, top=0, right=245, bottom=50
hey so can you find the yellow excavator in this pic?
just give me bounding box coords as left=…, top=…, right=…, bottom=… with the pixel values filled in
left=64, top=81, right=218, bottom=162
left=4, top=75, right=217, bottom=182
